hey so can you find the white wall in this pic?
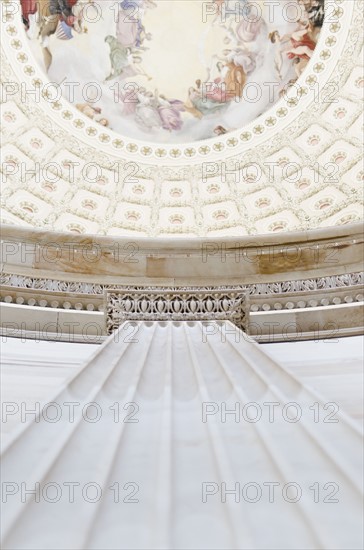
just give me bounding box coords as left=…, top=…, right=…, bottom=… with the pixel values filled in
left=263, top=336, right=364, bottom=423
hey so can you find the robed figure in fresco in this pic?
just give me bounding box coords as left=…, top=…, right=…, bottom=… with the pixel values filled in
left=20, top=0, right=326, bottom=140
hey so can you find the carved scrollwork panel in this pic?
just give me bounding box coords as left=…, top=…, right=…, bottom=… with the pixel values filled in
left=106, top=290, right=247, bottom=334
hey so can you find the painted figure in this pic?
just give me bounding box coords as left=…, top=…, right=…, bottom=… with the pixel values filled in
left=76, top=102, right=101, bottom=118
left=299, top=0, right=325, bottom=27
left=21, top=0, right=87, bottom=69
left=116, top=0, right=155, bottom=47
left=286, top=23, right=318, bottom=60
left=20, top=0, right=37, bottom=30
left=269, top=30, right=291, bottom=80
left=185, top=84, right=230, bottom=118
left=236, top=16, right=262, bottom=43
left=76, top=103, right=109, bottom=126
left=270, top=17, right=319, bottom=80
left=105, top=36, right=132, bottom=80
left=117, top=0, right=141, bottom=47
left=224, top=47, right=257, bottom=75
left=134, top=90, right=161, bottom=130
left=157, top=95, right=185, bottom=131
left=119, top=86, right=138, bottom=116
left=22, top=0, right=325, bottom=140
left=105, top=36, right=151, bottom=81
left=40, top=0, right=76, bottom=39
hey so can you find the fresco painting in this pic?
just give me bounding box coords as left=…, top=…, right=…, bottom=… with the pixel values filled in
left=21, top=0, right=325, bottom=143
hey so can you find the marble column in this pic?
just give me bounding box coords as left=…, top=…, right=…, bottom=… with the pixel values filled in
left=1, top=321, right=363, bottom=549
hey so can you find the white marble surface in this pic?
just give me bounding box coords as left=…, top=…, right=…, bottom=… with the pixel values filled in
left=264, top=336, right=364, bottom=423
left=1, top=326, right=363, bottom=549
left=0, top=338, right=97, bottom=442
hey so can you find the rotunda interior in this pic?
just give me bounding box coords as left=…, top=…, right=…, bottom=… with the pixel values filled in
left=0, top=1, right=363, bottom=548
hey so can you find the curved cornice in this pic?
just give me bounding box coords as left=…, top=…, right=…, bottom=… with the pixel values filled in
left=1, top=223, right=363, bottom=342
left=1, top=222, right=363, bottom=284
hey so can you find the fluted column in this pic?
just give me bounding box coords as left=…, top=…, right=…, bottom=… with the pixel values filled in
left=1, top=321, right=363, bottom=550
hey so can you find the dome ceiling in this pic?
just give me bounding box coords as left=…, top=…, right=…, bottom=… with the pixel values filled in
left=0, top=0, right=363, bottom=237
left=24, top=0, right=323, bottom=143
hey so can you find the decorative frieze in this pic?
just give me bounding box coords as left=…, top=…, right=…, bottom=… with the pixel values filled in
left=106, top=290, right=247, bottom=334
left=1, top=272, right=363, bottom=296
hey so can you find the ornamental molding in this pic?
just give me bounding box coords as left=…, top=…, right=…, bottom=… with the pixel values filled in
left=106, top=289, right=247, bottom=334
left=1, top=271, right=362, bottom=295
left=1, top=271, right=363, bottom=313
